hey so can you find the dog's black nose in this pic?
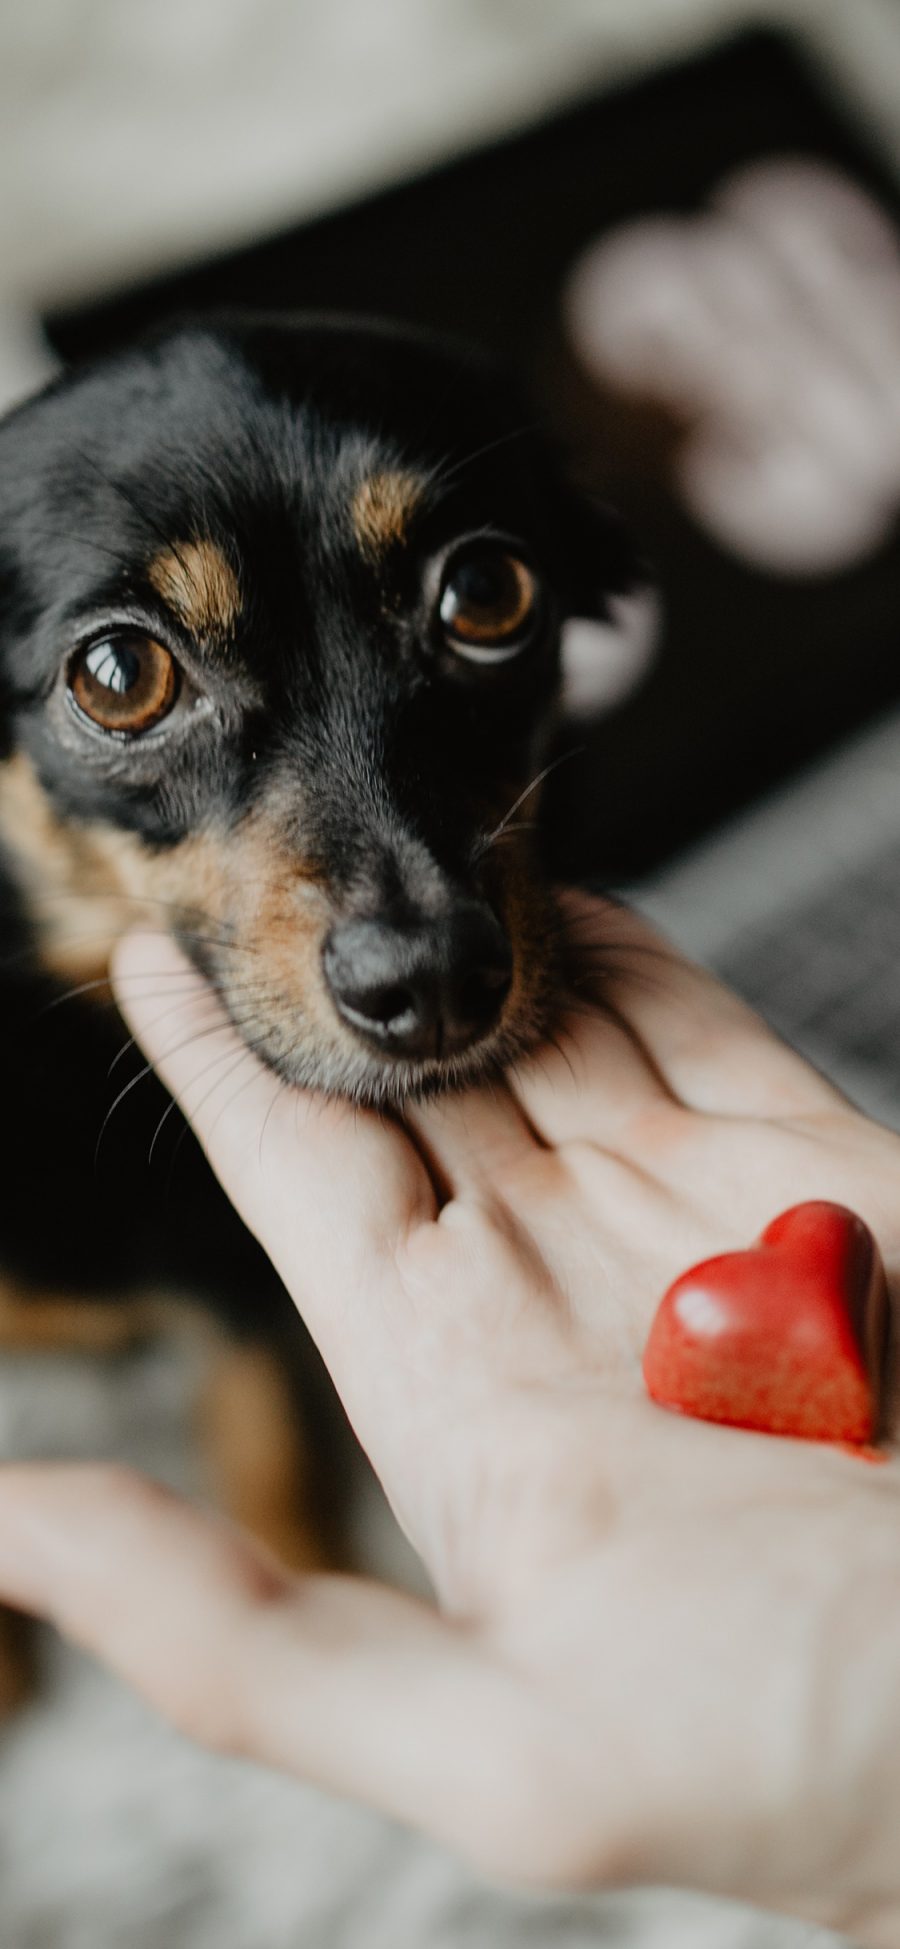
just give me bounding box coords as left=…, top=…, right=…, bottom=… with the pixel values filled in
left=322, top=904, right=513, bottom=1060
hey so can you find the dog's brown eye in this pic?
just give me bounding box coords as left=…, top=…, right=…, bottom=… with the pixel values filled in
left=439, top=547, right=540, bottom=662
left=69, top=634, right=178, bottom=734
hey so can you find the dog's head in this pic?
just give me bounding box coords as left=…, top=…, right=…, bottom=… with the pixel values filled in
left=0, top=314, right=634, bottom=1103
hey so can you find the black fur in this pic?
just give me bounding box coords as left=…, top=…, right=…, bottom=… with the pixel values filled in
left=0, top=314, right=633, bottom=1500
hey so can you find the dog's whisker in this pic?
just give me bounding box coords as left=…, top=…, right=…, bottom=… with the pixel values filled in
left=148, top=1036, right=263, bottom=1168
left=94, top=1056, right=171, bottom=1166
left=0, top=916, right=256, bottom=985
left=428, top=421, right=544, bottom=495
left=256, top=1070, right=291, bottom=1170
left=168, top=1045, right=274, bottom=1172
left=472, top=748, right=584, bottom=862
left=163, top=1027, right=278, bottom=1185
left=106, top=994, right=233, bottom=1081
left=94, top=999, right=268, bottom=1163
left=474, top=819, right=539, bottom=858
left=78, top=450, right=197, bottom=588
left=137, top=983, right=278, bottom=1070
left=544, top=1024, right=580, bottom=1084
left=161, top=1048, right=262, bottom=1195
left=34, top=961, right=233, bottom=1022
left=14, top=524, right=157, bottom=576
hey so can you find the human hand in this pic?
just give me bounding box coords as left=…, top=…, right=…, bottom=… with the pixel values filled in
left=1, top=895, right=899, bottom=1946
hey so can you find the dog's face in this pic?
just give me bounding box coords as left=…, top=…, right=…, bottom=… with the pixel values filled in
left=0, top=315, right=633, bottom=1103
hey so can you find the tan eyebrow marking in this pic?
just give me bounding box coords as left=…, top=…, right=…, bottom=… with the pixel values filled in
left=350, top=469, right=424, bottom=560
left=147, top=539, right=241, bottom=640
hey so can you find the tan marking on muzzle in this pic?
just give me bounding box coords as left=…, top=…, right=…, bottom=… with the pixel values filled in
left=0, top=753, right=148, bottom=982
left=148, top=538, right=241, bottom=639
left=0, top=753, right=555, bottom=1089
left=0, top=755, right=336, bottom=1034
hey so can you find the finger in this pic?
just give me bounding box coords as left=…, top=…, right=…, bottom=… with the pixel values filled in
left=406, top=1079, right=543, bottom=1195
left=0, top=1465, right=559, bottom=1878
left=565, top=893, right=844, bottom=1118
left=508, top=902, right=672, bottom=1144
left=111, top=932, right=435, bottom=1364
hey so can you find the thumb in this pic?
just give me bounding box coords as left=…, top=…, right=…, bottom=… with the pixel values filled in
left=0, top=1463, right=552, bottom=1874
left=109, top=928, right=436, bottom=1385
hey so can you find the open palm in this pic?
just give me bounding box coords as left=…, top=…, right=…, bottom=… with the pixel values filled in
left=1, top=894, right=898, bottom=1947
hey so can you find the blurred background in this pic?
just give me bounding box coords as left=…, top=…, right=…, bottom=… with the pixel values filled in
left=2, top=2, right=900, bottom=1945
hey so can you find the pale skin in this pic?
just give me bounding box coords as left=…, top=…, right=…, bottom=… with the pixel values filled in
left=0, top=896, right=899, bottom=1946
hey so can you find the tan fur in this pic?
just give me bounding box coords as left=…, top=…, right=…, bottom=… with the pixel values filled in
left=350, top=469, right=423, bottom=559
left=148, top=539, right=241, bottom=640
left=0, top=753, right=344, bottom=1064
left=0, top=752, right=550, bottom=1089
left=0, top=755, right=147, bottom=981
left=0, top=754, right=221, bottom=982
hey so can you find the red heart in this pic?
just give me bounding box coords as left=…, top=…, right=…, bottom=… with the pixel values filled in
left=643, top=1202, right=888, bottom=1445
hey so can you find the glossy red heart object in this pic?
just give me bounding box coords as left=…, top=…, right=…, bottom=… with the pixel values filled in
left=643, top=1202, right=888, bottom=1444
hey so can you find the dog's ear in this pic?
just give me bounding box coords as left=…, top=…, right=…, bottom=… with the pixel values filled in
left=555, top=488, right=660, bottom=719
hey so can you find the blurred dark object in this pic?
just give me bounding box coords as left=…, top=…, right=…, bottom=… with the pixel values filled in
left=45, top=28, right=900, bottom=882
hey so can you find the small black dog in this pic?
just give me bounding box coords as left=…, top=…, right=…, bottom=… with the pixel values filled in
left=0, top=313, right=634, bottom=1695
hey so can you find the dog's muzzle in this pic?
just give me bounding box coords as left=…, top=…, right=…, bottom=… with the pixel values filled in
left=322, top=900, right=512, bottom=1062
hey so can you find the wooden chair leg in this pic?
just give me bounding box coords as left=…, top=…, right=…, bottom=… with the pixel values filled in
left=0, top=1284, right=150, bottom=1355
left=197, top=1338, right=343, bottom=1575
left=0, top=1607, right=37, bottom=1717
